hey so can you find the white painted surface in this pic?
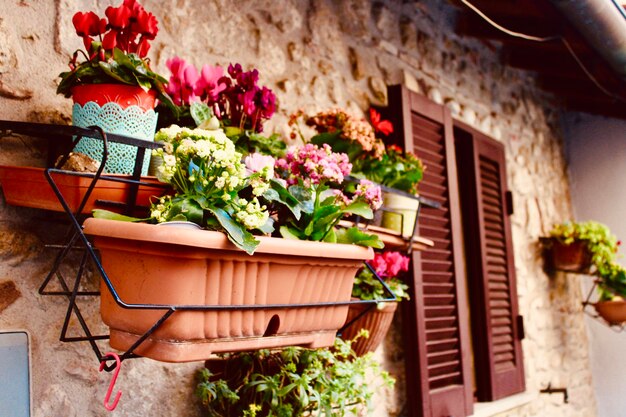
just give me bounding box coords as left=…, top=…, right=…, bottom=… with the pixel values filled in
left=563, top=113, right=626, bottom=417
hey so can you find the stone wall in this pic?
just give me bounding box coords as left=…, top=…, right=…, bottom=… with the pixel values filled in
left=0, top=1, right=596, bottom=416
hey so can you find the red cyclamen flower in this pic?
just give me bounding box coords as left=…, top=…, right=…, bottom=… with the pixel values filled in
left=72, top=12, right=107, bottom=51
left=369, top=108, right=394, bottom=136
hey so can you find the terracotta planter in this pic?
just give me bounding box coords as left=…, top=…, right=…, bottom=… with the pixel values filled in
left=83, top=218, right=373, bottom=363
left=71, top=84, right=158, bottom=175
left=548, top=239, right=591, bottom=273
left=0, top=165, right=164, bottom=215
left=340, top=301, right=398, bottom=356
left=594, top=300, right=626, bottom=325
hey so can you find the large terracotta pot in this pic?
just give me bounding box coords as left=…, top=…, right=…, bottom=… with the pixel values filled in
left=82, top=218, right=373, bottom=363
left=340, top=300, right=398, bottom=356
left=548, top=239, right=591, bottom=273
left=594, top=300, right=626, bottom=325
left=71, top=84, right=158, bottom=175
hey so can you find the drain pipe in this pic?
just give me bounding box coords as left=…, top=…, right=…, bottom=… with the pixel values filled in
left=548, top=0, right=626, bottom=79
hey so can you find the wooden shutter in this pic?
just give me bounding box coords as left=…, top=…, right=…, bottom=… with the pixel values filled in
left=387, top=86, right=473, bottom=417
left=454, top=122, right=525, bottom=401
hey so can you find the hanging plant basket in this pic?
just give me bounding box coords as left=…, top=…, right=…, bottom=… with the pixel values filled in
left=594, top=300, right=626, bottom=326
left=545, top=238, right=592, bottom=273
left=0, top=165, right=164, bottom=214
left=83, top=218, right=374, bottom=363
left=340, top=300, right=398, bottom=356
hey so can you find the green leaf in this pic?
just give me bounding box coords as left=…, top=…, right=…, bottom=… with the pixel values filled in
left=208, top=207, right=259, bottom=255
left=92, top=209, right=144, bottom=222
left=279, top=226, right=301, bottom=240
left=168, top=197, right=204, bottom=225
left=323, top=228, right=337, bottom=243
left=264, top=180, right=309, bottom=219
left=335, top=227, right=384, bottom=248
left=190, top=102, right=213, bottom=126
left=342, top=200, right=373, bottom=219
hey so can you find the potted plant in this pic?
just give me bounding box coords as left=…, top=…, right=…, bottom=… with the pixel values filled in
left=196, top=336, right=394, bottom=416
left=594, top=262, right=626, bottom=325
left=57, top=0, right=174, bottom=174
left=84, top=125, right=385, bottom=362
left=340, top=251, right=410, bottom=356
left=156, top=57, right=286, bottom=157
left=543, top=220, right=619, bottom=273
left=295, top=108, right=425, bottom=239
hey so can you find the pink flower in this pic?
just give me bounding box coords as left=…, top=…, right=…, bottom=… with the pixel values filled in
left=244, top=153, right=275, bottom=174
left=195, top=64, right=226, bottom=102
left=371, top=251, right=410, bottom=278
left=275, top=144, right=352, bottom=186
left=382, top=251, right=410, bottom=277
left=354, top=179, right=382, bottom=211
left=165, top=57, right=200, bottom=105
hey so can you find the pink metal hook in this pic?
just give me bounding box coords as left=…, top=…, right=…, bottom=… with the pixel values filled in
left=99, top=352, right=122, bottom=411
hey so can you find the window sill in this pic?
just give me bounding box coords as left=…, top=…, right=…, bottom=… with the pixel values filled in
left=470, top=391, right=537, bottom=417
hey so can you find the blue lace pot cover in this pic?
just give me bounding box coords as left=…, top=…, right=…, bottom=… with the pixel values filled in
left=72, top=101, right=158, bottom=175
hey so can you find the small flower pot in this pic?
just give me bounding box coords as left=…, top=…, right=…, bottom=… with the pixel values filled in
left=380, top=192, right=420, bottom=239
left=547, top=239, right=592, bottom=273
left=594, top=300, right=626, bottom=325
left=340, top=300, right=398, bottom=356
left=83, top=218, right=374, bottom=363
left=71, top=84, right=159, bottom=175
left=0, top=165, right=164, bottom=215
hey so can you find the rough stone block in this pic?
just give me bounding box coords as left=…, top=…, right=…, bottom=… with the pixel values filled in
left=0, top=280, right=20, bottom=314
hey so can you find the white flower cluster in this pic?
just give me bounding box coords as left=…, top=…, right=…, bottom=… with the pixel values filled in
left=150, top=195, right=171, bottom=223
left=152, top=125, right=246, bottom=192
left=234, top=198, right=269, bottom=229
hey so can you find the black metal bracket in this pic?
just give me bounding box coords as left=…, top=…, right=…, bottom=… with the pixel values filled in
left=581, top=280, right=626, bottom=332
left=540, top=383, right=569, bottom=404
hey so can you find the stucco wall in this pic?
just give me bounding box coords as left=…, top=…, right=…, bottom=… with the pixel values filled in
left=563, top=113, right=626, bottom=417
left=0, top=1, right=596, bottom=416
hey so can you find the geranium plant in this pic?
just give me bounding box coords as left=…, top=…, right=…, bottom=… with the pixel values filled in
left=196, top=335, right=394, bottom=417
left=352, top=251, right=410, bottom=302
left=57, top=0, right=172, bottom=107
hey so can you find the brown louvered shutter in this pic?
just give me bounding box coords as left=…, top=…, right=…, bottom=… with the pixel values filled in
left=454, top=122, right=525, bottom=401
left=387, top=86, right=473, bottom=417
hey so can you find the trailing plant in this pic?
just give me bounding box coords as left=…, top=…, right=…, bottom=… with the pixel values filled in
left=596, top=262, right=626, bottom=301
left=548, top=220, right=620, bottom=275
left=195, top=335, right=394, bottom=417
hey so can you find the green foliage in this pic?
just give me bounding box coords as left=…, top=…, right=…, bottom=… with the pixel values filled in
left=596, top=262, right=626, bottom=301
left=57, top=47, right=175, bottom=111
left=548, top=220, right=619, bottom=275
left=354, top=146, right=424, bottom=195
left=195, top=336, right=395, bottom=417
left=274, top=182, right=383, bottom=248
